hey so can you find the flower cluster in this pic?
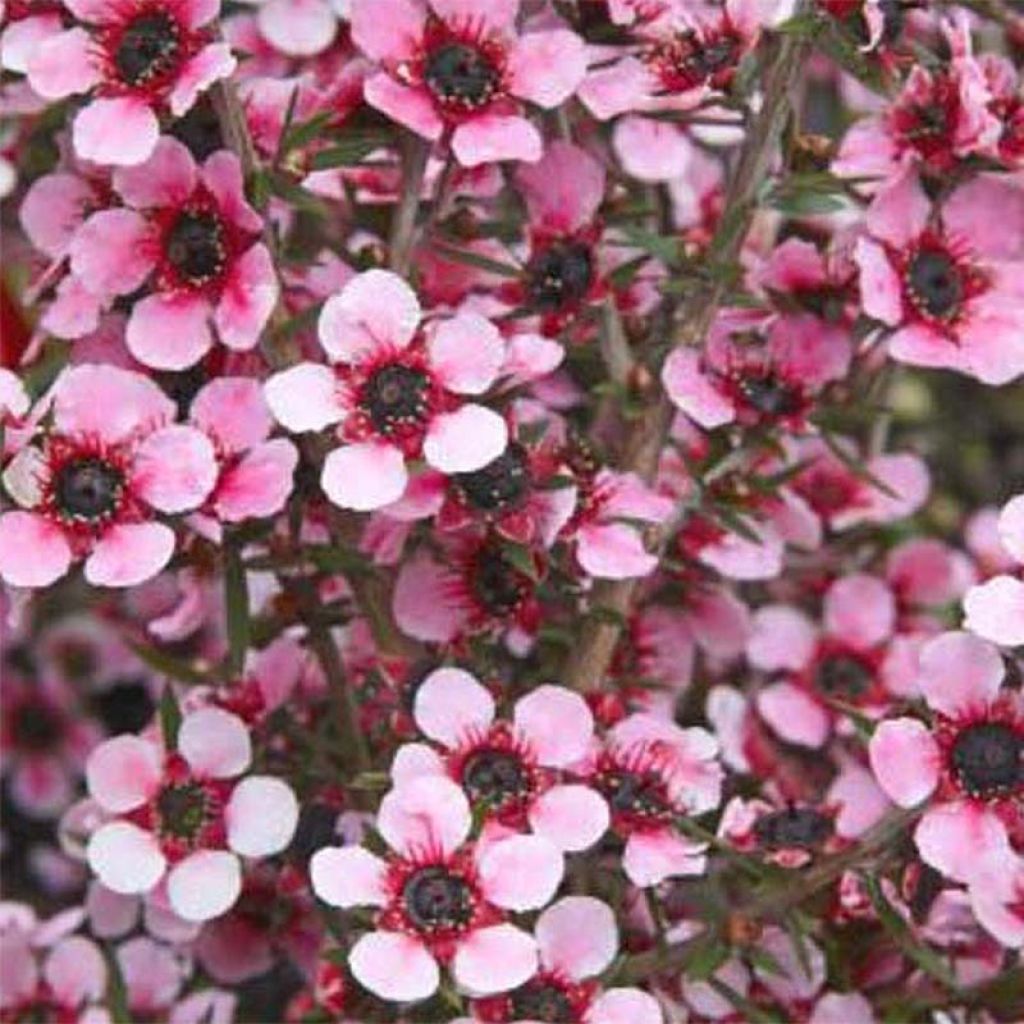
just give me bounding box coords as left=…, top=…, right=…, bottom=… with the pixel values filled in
left=3, top=0, right=1024, bottom=1021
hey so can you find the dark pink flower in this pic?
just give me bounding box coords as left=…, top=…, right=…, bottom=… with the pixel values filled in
left=869, top=631, right=1023, bottom=883
left=26, top=0, right=236, bottom=165
left=855, top=169, right=1024, bottom=384
left=391, top=667, right=609, bottom=852
left=69, top=138, right=278, bottom=369
left=0, top=365, right=218, bottom=588
left=349, top=0, right=586, bottom=166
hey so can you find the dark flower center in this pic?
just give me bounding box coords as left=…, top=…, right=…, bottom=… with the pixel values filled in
left=166, top=212, right=226, bottom=285
left=11, top=702, right=62, bottom=752
left=753, top=807, right=833, bottom=850
left=815, top=653, right=873, bottom=699
left=157, top=783, right=209, bottom=840
left=950, top=722, right=1023, bottom=797
left=54, top=458, right=123, bottom=522
left=470, top=546, right=529, bottom=615
left=452, top=443, right=530, bottom=513
left=738, top=374, right=803, bottom=417
left=402, top=866, right=474, bottom=931
left=361, top=364, right=430, bottom=436
left=907, top=249, right=963, bottom=320
left=601, top=768, right=671, bottom=823
left=424, top=43, right=501, bottom=110
left=525, top=242, right=595, bottom=313
left=461, top=747, right=528, bottom=807
left=114, top=10, right=181, bottom=86
left=55, top=641, right=97, bottom=682
left=510, top=980, right=576, bottom=1023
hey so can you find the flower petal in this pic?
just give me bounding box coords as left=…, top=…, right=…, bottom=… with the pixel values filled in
left=126, top=293, right=212, bottom=371
left=84, top=523, right=175, bottom=588
left=513, top=685, right=593, bottom=767
left=377, top=776, right=471, bottom=858
left=349, top=931, right=439, bottom=1003
left=86, top=735, right=161, bottom=813
left=413, top=667, right=494, bottom=747
left=917, top=631, right=1004, bottom=717
left=0, top=512, right=71, bottom=587
left=73, top=97, right=159, bottom=167
left=310, top=846, right=388, bottom=908
left=423, top=404, right=507, bottom=473
left=321, top=441, right=408, bottom=511
left=452, top=923, right=538, bottom=996
left=133, top=425, right=218, bottom=513
left=451, top=114, right=542, bottom=167
left=427, top=313, right=504, bottom=395
left=263, top=363, right=344, bottom=432
left=528, top=784, right=609, bottom=853
left=167, top=850, right=241, bottom=922
left=477, top=834, right=563, bottom=911
left=178, top=708, right=251, bottom=779
left=87, top=822, right=166, bottom=895
left=226, top=776, right=298, bottom=856
left=535, top=895, right=618, bottom=980
left=868, top=718, right=940, bottom=808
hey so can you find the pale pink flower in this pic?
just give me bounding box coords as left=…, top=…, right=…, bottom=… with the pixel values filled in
left=963, top=493, right=1024, bottom=646
left=470, top=896, right=663, bottom=1023
left=85, top=707, right=299, bottom=922
left=391, top=667, right=609, bottom=852
left=581, top=711, right=722, bottom=886
left=310, top=775, right=565, bottom=1002
left=264, top=269, right=509, bottom=511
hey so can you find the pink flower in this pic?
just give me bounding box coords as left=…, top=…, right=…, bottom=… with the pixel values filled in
left=85, top=706, right=299, bottom=921
left=963, top=493, right=1024, bottom=647
left=564, top=469, right=675, bottom=580
left=868, top=631, right=1023, bottom=883
left=854, top=169, right=1024, bottom=384
left=747, top=573, right=900, bottom=749
left=348, top=0, right=586, bottom=166
left=184, top=377, right=298, bottom=540
left=310, top=775, right=564, bottom=1002
left=580, top=711, right=722, bottom=886
left=968, top=849, right=1024, bottom=949
left=264, top=268, right=509, bottom=511
left=719, top=796, right=842, bottom=869
left=662, top=308, right=851, bottom=431
left=1, top=671, right=101, bottom=819
left=391, top=667, right=609, bottom=852
left=0, top=364, right=219, bottom=588
left=69, top=138, right=278, bottom=370
left=471, top=896, right=663, bottom=1023
left=26, top=0, right=236, bottom=166
left=833, top=30, right=999, bottom=182
left=0, top=903, right=108, bottom=1022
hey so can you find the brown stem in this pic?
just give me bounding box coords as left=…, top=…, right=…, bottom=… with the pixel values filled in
left=389, top=134, right=430, bottom=277
left=617, top=808, right=919, bottom=984
left=564, top=24, right=809, bottom=692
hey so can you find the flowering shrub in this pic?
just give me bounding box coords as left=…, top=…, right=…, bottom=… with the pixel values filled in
left=3, top=1, right=1024, bottom=1021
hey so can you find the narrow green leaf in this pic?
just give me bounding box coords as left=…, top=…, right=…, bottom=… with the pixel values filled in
left=282, top=111, right=334, bottom=152
left=500, top=540, right=539, bottom=581
left=309, top=135, right=390, bottom=170
left=224, top=544, right=250, bottom=675
left=126, top=641, right=210, bottom=686
left=432, top=243, right=521, bottom=277
left=158, top=685, right=182, bottom=749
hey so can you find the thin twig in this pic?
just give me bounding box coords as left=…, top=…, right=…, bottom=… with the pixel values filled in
left=564, top=23, right=810, bottom=692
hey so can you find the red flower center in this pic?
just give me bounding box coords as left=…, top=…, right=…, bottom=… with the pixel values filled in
left=814, top=650, right=874, bottom=701
left=468, top=543, right=532, bottom=618
left=646, top=27, right=741, bottom=93
left=402, top=864, right=475, bottom=931
left=753, top=805, right=833, bottom=851
left=905, top=247, right=965, bottom=322
left=9, top=699, right=64, bottom=753
left=508, top=976, right=583, bottom=1022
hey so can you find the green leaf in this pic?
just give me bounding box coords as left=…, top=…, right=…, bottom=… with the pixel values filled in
left=158, top=685, right=182, bottom=749
left=103, top=948, right=131, bottom=1024
left=309, top=135, right=391, bottom=170
left=500, top=540, right=540, bottom=581
left=224, top=544, right=250, bottom=675
left=282, top=111, right=334, bottom=153
left=616, top=225, right=681, bottom=267
left=864, top=873, right=958, bottom=988
left=126, top=641, right=210, bottom=686
left=432, top=243, right=521, bottom=277
left=685, top=939, right=731, bottom=981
